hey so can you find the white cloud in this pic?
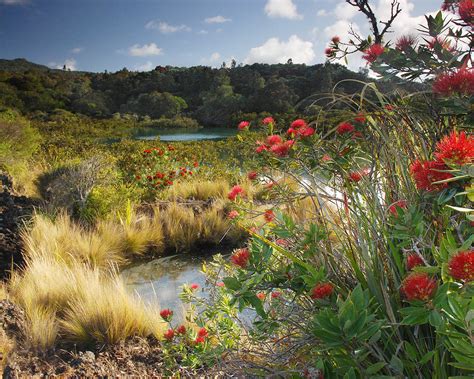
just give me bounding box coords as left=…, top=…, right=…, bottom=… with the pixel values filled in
left=200, top=52, right=221, bottom=65
left=204, top=15, right=231, bottom=24
left=71, top=47, right=83, bottom=54
left=334, top=1, right=359, bottom=20
left=264, top=0, right=302, bottom=20
left=197, top=29, right=208, bottom=35
left=0, top=0, right=29, bottom=5
left=245, top=35, right=315, bottom=64
left=128, top=43, right=162, bottom=57
left=135, top=61, right=154, bottom=72
left=49, top=58, right=77, bottom=71
left=317, top=9, right=328, bottom=17
left=145, top=20, right=191, bottom=33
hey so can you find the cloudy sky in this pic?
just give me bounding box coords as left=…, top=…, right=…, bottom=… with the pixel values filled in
left=0, top=0, right=440, bottom=72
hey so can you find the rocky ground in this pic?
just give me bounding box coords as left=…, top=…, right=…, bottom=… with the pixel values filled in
left=0, top=173, right=37, bottom=278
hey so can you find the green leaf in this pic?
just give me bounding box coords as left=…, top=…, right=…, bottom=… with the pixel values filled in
left=223, top=277, right=241, bottom=291
left=366, top=362, right=386, bottom=375
left=389, top=355, right=404, bottom=374
left=420, top=351, right=435, bottom=365
left=429, top=310, right=443, bottom=328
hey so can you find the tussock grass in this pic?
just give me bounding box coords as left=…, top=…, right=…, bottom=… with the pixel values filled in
left=10, top=255, right=164, bottom=350
left=165, top=179, right=230, bottom=201
left=161, top=203, right=200, bottom=252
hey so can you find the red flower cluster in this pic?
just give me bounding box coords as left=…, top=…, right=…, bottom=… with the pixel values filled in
left=337, top=122, right=355, bottom=135
left=395, top=35, right=417, bottom=51
left=432, top=69, right=474, bottom=96
left=435, top=131, right=474, bottom=165
left=401, top=273, right=437, bottom=301
left=176, top=325, right=187, bottom=335
left=257, top=292, right=265, bottom=300
left=388, top=199, right=408, bottom=216
left=227, top=210, right=239, bottom=219
left=448, top=250, right=474, bottom=282
left=427, top=36, right=453, bottom=51
left=262, top=116, right=275, bottom=125
left=264, top=209, right=275, bottom=222
left=354, top=113, right=366, bottom=123
left=247, top=171, right=258, bottom=180
left=238, top=121, right=250, bottom=130
left=271, top=291, right=282, bottom=299
left=190, top=283, right=199, bottom=290
left=266, top=135, right=283, bottom=146
left=231, top=248, right=250, bottom=268
left=228, top=185, right=245, bottom=201
left=310, top=283, right=334, bottom=299
left=160, top=308, right=173, bottom=321
left=348, top=168, right=369, bottom=183
left=458, top=0, right=473, bottom=24
left=331, top=36, right=340, bottom=44
left=362, top=44, right=384, bottom=63
left=164, top=328, right=175, bottom=341
left=411, top=131, right=473, bottom=191
left=287, top=119, right=315, bottom=138
left=325, top=47, right=336, bottom=58
left=409, top=160, right=452, bottom=191
left=270, top=140, right=295, bottom=157
left=406, top=253, right=424, bottom=270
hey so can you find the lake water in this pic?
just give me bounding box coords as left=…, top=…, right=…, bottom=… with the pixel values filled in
left=132, top=127, right=237, bottom=142
left=121, top=254, right=215, bottom=318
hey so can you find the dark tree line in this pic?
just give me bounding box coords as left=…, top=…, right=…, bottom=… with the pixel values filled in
left=0, top=59, right=417, bottom=127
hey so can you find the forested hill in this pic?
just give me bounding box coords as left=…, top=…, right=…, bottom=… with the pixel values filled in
left=0, top=58, right=420, bottom=126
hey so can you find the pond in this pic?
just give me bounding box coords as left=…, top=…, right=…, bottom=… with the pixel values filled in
left=121, top=254, right=215, bottom=319
left=132, top=127, right=237, bottom=142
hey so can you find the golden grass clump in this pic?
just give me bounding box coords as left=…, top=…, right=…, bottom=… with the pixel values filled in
left=10, top=255, right=164, bottom=350
left=23, top=213, right=124, bottom=267
left=164, top=179, right=230, bottom=201
left=161, top=202, right=200, bottom=252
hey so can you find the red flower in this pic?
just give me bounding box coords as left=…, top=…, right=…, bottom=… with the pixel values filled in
left=351, top=131, right=363, bottom=140
left=176, top=325, right=187, bottom=335
left=325, top=47, right=335, bottom=57
left=406, top=254, right=424, bottom=270
left=135, top=175, right=141, bottom=180
left=395, top=35, right=417, bottom=51
left=448, top=250, right=474, bottom=282
left=388, top=200, right=408, bottom=216
left=193, top=161, right=199, bottom=167
left=266, top=135, right=283, bottom=146
left=256, top=292, right=265, bottom=300
left=432, top=69, right=474, bottom=96
left=197, top=327, right=208, bottom=338
left=163, top=328, right=175, bottom=341
left=337, top=122, right=355, bottom=135
left=143, top=149, right=152, bottom=154
left=264, top=209, right=275, bottom=222
left=409, top=160, right=453, bottom=191
left=384, top=104, right=394, bottom=111
left=270, top=140, right=294, bottom=157
left=401, top=273, right=437, bottom=301
left=256, top=141, right=269, bottom=153
left=331, top=36, right=340, bottom=44
left=458, top=0, right=473, bottom=24
left=271, top=291, right=282, bottom=299
left=427, top=36, right=453, bottom=51
left=287, top=127, right=296, bottom=136
left=297, top=126, right=315, bottom=137
left=362, top=44, right=384, bottom=63
left=167, top=144, right=175, bottom=151
left=291, top=119, right=307, bottom=129
left=216, top=281, right=225, bottom=287
left=231, top=248, right=250, bottom=268
left=160, top=309, right=173, bottom=321
left=228, top=185, right=245, bottom=201
left=310, top=283, right=334, bottom=300
left=348, top=168, right=369, bottom=183
left=247, top=171, right=258, bottom=180
left=195, top=336, right=205, bottom=344
left=238, top=121, right=250, bottom=130
left=354, top=113, right=366, bottom=123
left=434, top=131, right=474, bottom=165
left=321, top=154, right=332, bottom=162
left=275, top=238, right=289, bottom=247
left=262, top=116, right=275, bottom=125
left=227, top=210, right=239, bottom=219
left=190, top=283, right=199, bottom=290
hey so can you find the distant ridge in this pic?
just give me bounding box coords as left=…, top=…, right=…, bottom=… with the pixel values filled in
left=0, top=58, right=56, bottom=72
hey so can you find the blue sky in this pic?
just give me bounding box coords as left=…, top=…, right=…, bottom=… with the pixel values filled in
left=0, top=0, right=440, bottom=72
